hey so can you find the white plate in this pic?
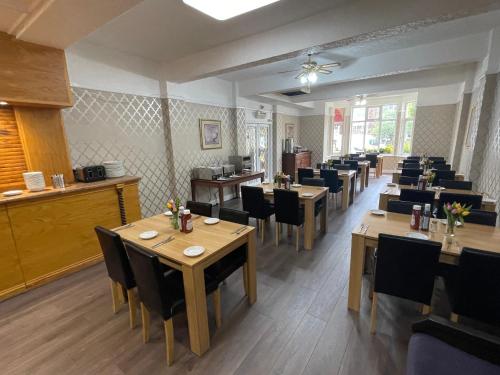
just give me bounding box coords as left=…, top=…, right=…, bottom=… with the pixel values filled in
left=139, top=230, right=158, bottom=240
left=183, top=246, right=205, bottom=257
left=2, top=190, right=23, bottom=197
left=405, top=232, right=429, bottom=240
left=370, top=209, right=385, bottom=216
left=164, top=211, right=173, bottom=216
left=302, top=192, right=314, bottom=197
left=291, top=184, right=302, bottom=188
left=204, top=218, right=220, bottom=225
left=386, top=183, right=397, bottom=187
left=264, top=189, right=274, bottom=194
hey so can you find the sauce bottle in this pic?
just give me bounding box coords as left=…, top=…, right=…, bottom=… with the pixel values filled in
left=181, top=209, right=193, bottom=233
left=410, top=205, right=421, bottom=230
left=421, top=203, right=431, bottom=231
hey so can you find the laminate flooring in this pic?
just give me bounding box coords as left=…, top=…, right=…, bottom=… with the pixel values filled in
left=0, top=175, right=447, bottom=375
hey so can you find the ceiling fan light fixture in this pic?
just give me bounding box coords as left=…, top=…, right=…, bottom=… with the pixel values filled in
left=300, top=76, right=308, bottom=84
left=307, top=71, right=318, bottom=83
left=183, top=0, right=281, bottom=21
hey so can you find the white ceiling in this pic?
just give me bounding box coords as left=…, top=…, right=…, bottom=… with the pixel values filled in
left=83, top=0, right=346, bottom=62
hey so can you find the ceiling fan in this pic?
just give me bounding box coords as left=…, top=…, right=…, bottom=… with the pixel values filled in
left=278, top=53, right=341, bottom=86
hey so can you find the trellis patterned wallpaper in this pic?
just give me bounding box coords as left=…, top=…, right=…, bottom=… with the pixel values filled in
left=412, top=104, right=457, bottom=158
left=274, top=113, right=300, bottom=173
left=63, top=87, right=173, bottom=217
left=299, top=115, right=325, bottom=167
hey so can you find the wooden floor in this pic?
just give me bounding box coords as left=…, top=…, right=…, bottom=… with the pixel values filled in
left=0, top=175, right=446, bottom=375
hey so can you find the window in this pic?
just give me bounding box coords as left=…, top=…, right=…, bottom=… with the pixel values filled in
left=402, top=102, right=416, bottom=155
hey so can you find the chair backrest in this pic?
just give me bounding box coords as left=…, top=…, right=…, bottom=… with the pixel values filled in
left=401, top=168, right=423, bottom=177
left=431, top=163, right=451, bottom=170
left=273, top=189, right=301, bottom=226
left=302, top=177, right=325, bottom=187
left=440, top=180, right=473, bottom=190
left=298, top=168, right=314, bottom=184
left=374, top=234, right=441, bottom=305
left=219, top=207, right=249, bottom=225
left=403, top=163, right=420, bottom=169
left=453, top=248, right=500, bottom=326
left=428, top=157, right=445, bottom=162
left=241, top=186, right=266, bottom=219
left=387, top=200, right=422, bottom=215
left=95, top=226, right=135, bottom=289
left=406, top=156, right=421, bottom=161
left=435, top=170, right=456, bottom=185
left=399, top=176, right=418, bottom=186
left=348, top=153, right=359, bottom=159
left=463, top=209, right=498, bottom=227
left=320, top=169, right=339, bottom=192
left=328, top=159, right=341, bottom=166
left=438, top=192, right=482, bottom=218
left=400, top=189, right=435, bottom=206
left=365, top=153, right=378, bottom=168
left=124, top=241, right=171, bottom=318
left=344, top=160, right=359, bottom=170
left=186, top=200, right=212, bottom=217
left=333, top=164, right=351, bottom=170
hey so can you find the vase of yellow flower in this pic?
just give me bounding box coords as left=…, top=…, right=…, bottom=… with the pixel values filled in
left=167, top=197, right=181, bottom=230
left=442, top=202, right=471, bottom=243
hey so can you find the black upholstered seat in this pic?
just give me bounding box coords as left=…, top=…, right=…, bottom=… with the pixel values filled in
left=400, top=189, right=435, bottom=206
left=297, top=168, right=314, bottom=184
left=437, top=192, right=482, bottom=218
left=186, top=200, right=213, bottom=217
left=399, top=176, right=418, bottom=186
left=387, top=200, right=422, bottom=215
left=273, top=189, right=305, bottom=251
left=320, top=169, right=343, bottom=209
left=402, top=168, right=424, bottom=177
left=241, top=185, right=274, bottom=242
left=333, top=164, right=351, bottom=170
left=440, top=180, right=473, bottom=190
left=435, top=170, right=456, bottom=185
left=302, top=177, right=325, bottom=216
left=432, top=163, right=451, bottom=170
left=463, top=209, right=497, bottom=226
left=403, top=163, right=420, bottom=169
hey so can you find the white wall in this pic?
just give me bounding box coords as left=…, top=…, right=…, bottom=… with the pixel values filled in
left=165, top=77, right=235, bottom=107
left=416, top=83, right=463, bottom=106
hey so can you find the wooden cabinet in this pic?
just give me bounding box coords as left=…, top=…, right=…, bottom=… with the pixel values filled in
left=282, top=151, right=312, bottom=176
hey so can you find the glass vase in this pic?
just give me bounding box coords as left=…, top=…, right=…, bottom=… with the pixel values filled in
left=171, top=212, right=179, bottom=230
left=445, top=216, right=455, bottom=244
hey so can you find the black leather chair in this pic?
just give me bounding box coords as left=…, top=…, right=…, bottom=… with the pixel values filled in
left=406, top=156, right=421, bottom=161
left=241, top=185, right=274, bottom=243
left=320, top=169, right=343, bottom=209
left=399, top=176, right=419, bottom=186
left=297, top=168, right=314, bottom=184
left=387, top=200, right=422, bottom=215
left=402, top=168, right=424, bottom=177
left=273, top=189, right=304, bottom=251
left=400, top=189, right=435, bottom=206
left=333, top=164, right=351, bottom=170
left=316, top=163, right=328, bottom=169
left=124, top=241, right=221, bottom=365
left=432, top=163, right=451, bottom=171
left=403, top=163, right=420, bottom=169
left=370, top=234, right=442, bottom=333
left=440, top=180, right=473, bottom=190
left=302, top=178, right=326, bottom=216
left=463, top=209, right=497, bottom=227
left=328, top=159, right=342, bottom=166
left=365, top=153, right=379, bottom=177
left=186, top=200, right=212, bottom=217
left=429, top=157, right=445, bottom=162
left=95, top=226, right=137, bottom=328
left=343, top=160, right=359, bottom=171
left=435, top=170, right=456, bottom=185
left=445, top=248, right=500, bottom=327
left=437, top=193, right=482, bottom=218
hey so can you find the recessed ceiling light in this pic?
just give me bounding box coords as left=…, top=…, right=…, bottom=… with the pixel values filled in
left=0, top=101, right=8, bottom=105
left=183, top=0, right=280, bottom=21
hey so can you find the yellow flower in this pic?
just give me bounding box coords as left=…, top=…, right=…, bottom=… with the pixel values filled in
left=462, top=210, right=470, bottom=217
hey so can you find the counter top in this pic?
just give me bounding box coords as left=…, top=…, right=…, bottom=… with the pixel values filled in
left=0, top=176, right=140, bottom=204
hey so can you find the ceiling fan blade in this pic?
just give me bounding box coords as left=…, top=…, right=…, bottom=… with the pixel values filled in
left=317, top=69, right=332, bottom=74
left=319, top=62, right=341, bottom=68
left=295, top=71, right=306, bottom=79
left=277, top=69, right=301, bottom=74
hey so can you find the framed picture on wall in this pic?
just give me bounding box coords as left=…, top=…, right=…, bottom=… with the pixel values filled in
left=285, top=123, right=296, bottom=140
left=199, top=119, right=222, bottom=149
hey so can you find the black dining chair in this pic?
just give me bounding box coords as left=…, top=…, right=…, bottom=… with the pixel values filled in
left=273, top=189, right=304, bottom=251
left=435, top=170, right=456, bottom=185
left=343, top=160, right=359, bottom=171
left=186, top=200, right=212, bottom=217
left=365, top=153, right=379, bottom=177
left=406, top=156, right=421, bottom=161
left=431, top=163, right=451, bottom=170
left=429, top=157, right=445, bottom=162
left=320, top=169, right=343, bottom=209
left=241, top=185, right=274, bottom=243
left=463, top=209, right=497, bottom=227
left=439, top=180, right=473, bottom=190
left=445, top=248, right=500, bottom=327
left=95, top=226, right=137, bottom=329
left=370, top=234, right=442, bottom=334
left=333, top=164, right=351, bottom=171
left=124, top=241, right=221, bottom=365
left=402, top=168, right=424, bottom=178
left=403, top=163, right=420, bottom=170
left=399, top=176, right=419, bottom=186
left=400, top=189, right=435, bottom=206
left=387, top=200, right=422, bottom=215
left=297, top=168, right=314, bottom=184
left=437, top=193, right=482, bottom=218
left=328, top=159, right=342, bottom=166
left=302, top=178, right=326, bottom=217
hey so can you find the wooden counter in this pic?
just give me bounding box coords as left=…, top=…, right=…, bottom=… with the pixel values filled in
left=0, top=176, right=141, bottom=300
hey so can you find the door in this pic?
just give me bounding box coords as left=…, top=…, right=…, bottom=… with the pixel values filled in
left=246, top=123, right=272, bottom=180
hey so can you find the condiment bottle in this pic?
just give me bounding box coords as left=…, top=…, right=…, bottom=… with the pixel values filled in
left=410, top=205, right=422, bottom=230
left=421, top=203, right=431, bottom=231
left=181, top=209, right=193, bottom=233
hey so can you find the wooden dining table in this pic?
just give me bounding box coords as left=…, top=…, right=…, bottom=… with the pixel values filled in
left=348, top=211, right=500, bottom=312
left=113, top=214, right=257, bottom=356
left=358, top=161, right=371, bottom=191
left=378, top=184, right=497, bottom=212
left=255, top=183, right=328, bottom=250
left=392, top=170, right=465, bottom=184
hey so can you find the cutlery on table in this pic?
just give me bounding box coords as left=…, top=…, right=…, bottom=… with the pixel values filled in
left=359, top=224, right=365, bottom=233
left=114, top=223, right=134, bottom=231
left=232, top=225, right=247, bottom=234
left=152, top=235, right=175, bottom=248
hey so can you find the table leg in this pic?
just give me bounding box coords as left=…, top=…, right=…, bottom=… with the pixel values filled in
left=350, top=175, right=356, bottom=205
left=342, top=177, right=350, bottom=210
left=320, top=194, right=327, bottom=233
left=360, top=167, right=365, bottom=192
left=235, top=183, right=240, bottom=198
left=191, top=181, right=196, bottom=201
left=365, top=166, right=369, bottom=187
left=392, top=172, right=399, bottom=184
left=246, top=231, right=257, bottom=304
left=348, top=234, right=366, bottom=311
left=218, top=186, right=224, bottom=207
left=303, top=199, right=315, bottom=250
left=378, top=193, right=389, bottom=210
left=182, top=264, right=210, bottom=356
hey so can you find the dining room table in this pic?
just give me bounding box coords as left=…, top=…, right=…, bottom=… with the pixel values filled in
left=255, top=182, right=328, bottom=250
left=347, top=210, right=500, bottom=312
left=378, top=184, right=497, bottom=212
left=392, top=170, right=465, bottom=184
left=112, top=213, right=257, bottom=356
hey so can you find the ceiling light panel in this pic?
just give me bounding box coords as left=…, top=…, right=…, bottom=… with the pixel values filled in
left=183, top=0, right=280, bottom=21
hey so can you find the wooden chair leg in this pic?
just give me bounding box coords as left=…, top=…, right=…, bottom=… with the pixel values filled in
left=450, top=313, right=459, bottom=323
left=260, top=219, right=265, bottom=243
left=127, top=289, right=137, bottom=329
left=422, top=304, right=431, bottom=315
left=242, top=264, right=248, bottom=295
left=370, top=292, right=378, bottom=334
left=141, top=303, right=150, bottom=343
left=287, top=224, right=292, bottom=238
left=163, top=318, right=174, bottom=366
left=275, top=221, right=280, bottom=247
left=212, top=288, right=222, bottom=329
left=110, top=278, right=120, bottom=314
left=295, top=226, right=300, bottom=252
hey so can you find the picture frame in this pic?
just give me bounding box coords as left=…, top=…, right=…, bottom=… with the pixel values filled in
left=285, top=123, right=296, bottom=140
left=199, top=119, right=222, bottom=149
